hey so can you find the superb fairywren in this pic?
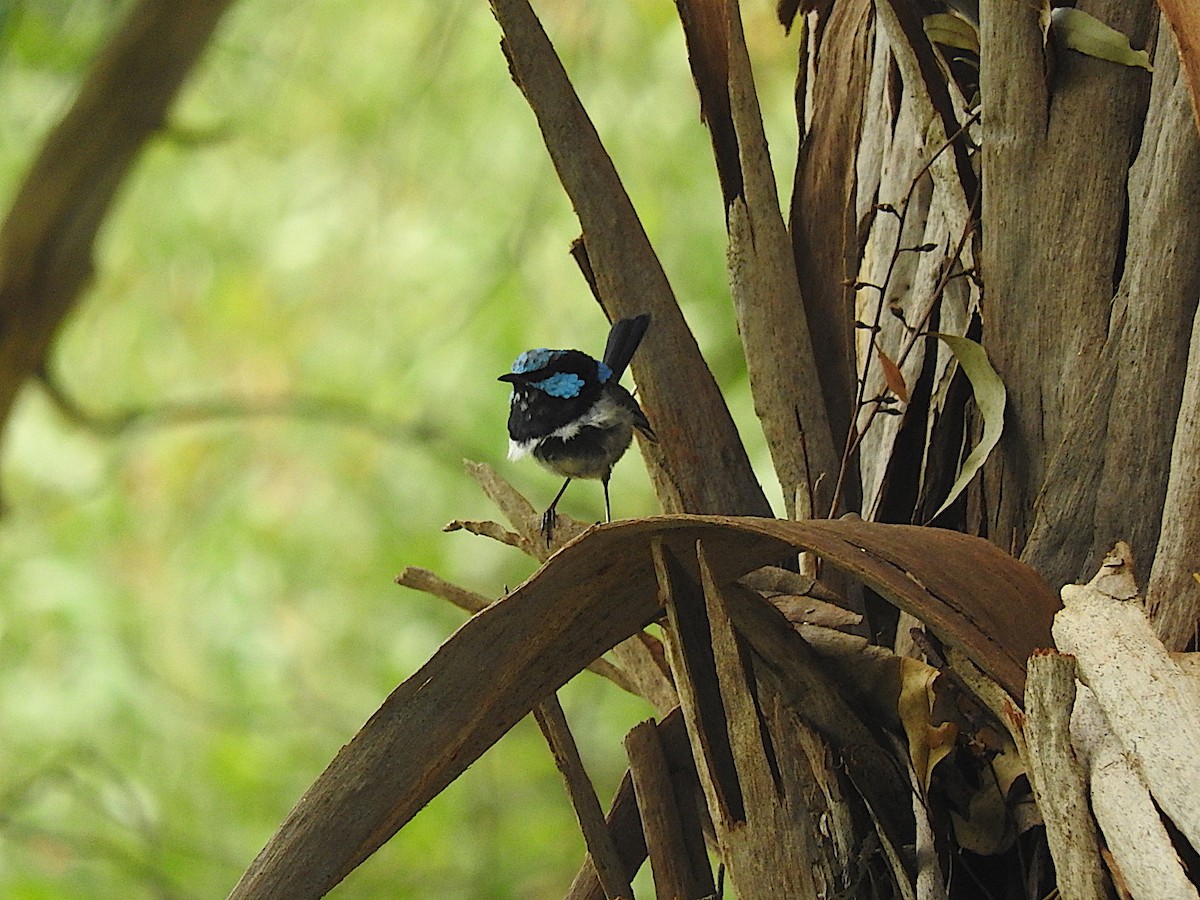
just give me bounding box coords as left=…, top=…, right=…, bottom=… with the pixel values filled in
left=499, top=314, right=655, bottom=541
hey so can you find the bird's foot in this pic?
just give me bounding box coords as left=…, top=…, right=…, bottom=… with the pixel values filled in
left=540, top=506, right=557, bottom=546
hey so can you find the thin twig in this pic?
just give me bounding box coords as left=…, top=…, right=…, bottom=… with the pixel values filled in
left=827, top=110, right=981, bottom=518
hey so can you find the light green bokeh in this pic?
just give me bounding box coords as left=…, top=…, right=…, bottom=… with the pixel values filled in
left=0, top=0, right=797, bottom=896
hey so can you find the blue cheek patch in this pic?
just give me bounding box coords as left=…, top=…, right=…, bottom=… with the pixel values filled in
left=512, top=348, right=558, bottom=374
left=597, top=361, right=613, bottom=383
left=532, top=372, right=585, bottom=398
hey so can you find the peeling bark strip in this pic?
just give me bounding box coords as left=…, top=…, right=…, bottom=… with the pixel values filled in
left=715, top=0, right=840, bottom=519
left=0, top=0, right=233, bottom=463
left=790, top=0, right=874, bottom=479
left=624, top=719, right=715, bottom=900
left=1023, top=651, right=1109, bottom=900
left=1054, top=544, right=1200, bottom=852
left=534, top=696, right=632, bottom=900
left=488, top=0, right=771, bottom=519
left=1072, top=685, right=1200, bottom=899
left=231, top=515, right=1056, bottom=897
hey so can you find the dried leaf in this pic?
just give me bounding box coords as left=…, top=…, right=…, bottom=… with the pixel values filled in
left=876, top=346, right=910, bottom=403
left=923, top=12, right=979, bottom=55
left=898, top=658, right=957, bottom=792
left=1051, top=7, right=1153, bottom=71
left=929, top=334, right=1006, bottom=519
left=949, top=760, right=1015, bottom=854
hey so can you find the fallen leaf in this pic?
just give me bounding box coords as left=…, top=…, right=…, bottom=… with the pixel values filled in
left=876, top=346, right=910, bottom=403
left=898, top=657, right=958, bottom=792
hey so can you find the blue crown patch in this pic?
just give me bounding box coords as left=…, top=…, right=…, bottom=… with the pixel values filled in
left=512, top=348, right=558, bottom=374
left=597, top=361, right=613, bottom=383
left=531, top=371, right=585, bottom=399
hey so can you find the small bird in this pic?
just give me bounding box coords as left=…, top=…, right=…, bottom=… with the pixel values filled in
left=499, top=314, right=655, bottom=542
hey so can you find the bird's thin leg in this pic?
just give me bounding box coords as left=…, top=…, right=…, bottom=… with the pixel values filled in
left=542, top=477, right=572, bottom=544
left=602, top=471, right=612, bottom=523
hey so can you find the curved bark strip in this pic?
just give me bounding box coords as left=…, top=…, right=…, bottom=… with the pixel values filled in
left=230, top=515, right=1057, bottom=898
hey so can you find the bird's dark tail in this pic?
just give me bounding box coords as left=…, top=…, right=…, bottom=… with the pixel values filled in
left=602, top=313, right=651, bottom=380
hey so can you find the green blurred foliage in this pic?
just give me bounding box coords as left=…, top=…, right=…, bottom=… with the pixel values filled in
left=0, top=0, right=798, bottom=896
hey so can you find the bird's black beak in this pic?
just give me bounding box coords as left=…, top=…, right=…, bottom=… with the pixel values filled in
left=498, top=373, right=522, bottom=384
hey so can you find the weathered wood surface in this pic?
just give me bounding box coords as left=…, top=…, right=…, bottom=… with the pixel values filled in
left=1023, top=651, right=1108, bottom=900
left=489, top=0, right=772, bottom=520
left=230, top=515, right=1057, bottom=897
left=1024, top=23, right=1200, bottom=591
left=1054, top=543, right=1200, bottom=852
left=1147, top=264, right=1200, bottom=649
left=979, top=0, right=1157, bottom=554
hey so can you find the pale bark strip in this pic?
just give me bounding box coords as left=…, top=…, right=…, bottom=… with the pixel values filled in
left=534, top=696, right=633, bottom=900
left=488, top=0, right=772, bottom=520
left=1023, top=651, right=1108, bottom=900
left=855, top=1, right=979, bottom=521
left=1054, top=545, right=1200, bottom=850
left=0, top=0, right=234, bottom=461
left=907, top=750, right=948, bottom=900
left=1147, top=296, right=1200, bottom=649
left=1072, top=686, right=1199, bottom=900
left=723, top=0, right=839, bottom=519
